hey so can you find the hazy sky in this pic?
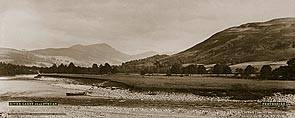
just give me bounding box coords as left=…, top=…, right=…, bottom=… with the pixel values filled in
left=0, top=0, right=295, bottom=54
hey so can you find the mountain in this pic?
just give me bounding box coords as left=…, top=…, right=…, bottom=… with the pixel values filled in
left=0, top=47, right=50, bottom=66
left=131, top=51, right=158, bottom=60
left=30, top=43, right=131, bottom=65
left=158, top=18, right=295, bottom=65
left=0, top=43, right=158, bottom=67
left=123, top=54, right=170, bottom=67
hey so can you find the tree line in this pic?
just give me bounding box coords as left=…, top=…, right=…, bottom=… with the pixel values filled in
left=0, top=62, right=37, bottom=76
left=135, top=58, right=295, bottom=80
left=231, top=58, right=295, bottom=80
left=39, top=62, right=118, bottom=74
left=268, top=58, right=295, bottom=80
left=0, top=62, right=119, bottom=76
left=1, top=58, right=295, bottom=80
left=147, top=64, right=207, bottom=75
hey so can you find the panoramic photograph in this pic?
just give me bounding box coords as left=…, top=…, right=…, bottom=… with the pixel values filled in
left=1, top=0, right=295, bottom=117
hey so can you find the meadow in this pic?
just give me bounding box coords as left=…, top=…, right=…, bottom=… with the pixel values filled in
left=39, top=74, right=295, bottom=99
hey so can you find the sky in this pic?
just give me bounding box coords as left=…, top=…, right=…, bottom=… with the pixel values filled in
left=0, top=0, right=295, bottom=55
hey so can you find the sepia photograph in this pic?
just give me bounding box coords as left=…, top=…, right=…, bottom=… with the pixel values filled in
left=1, top=0, right=295, bottom=117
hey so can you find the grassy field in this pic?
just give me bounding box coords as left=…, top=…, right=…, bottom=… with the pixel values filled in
left=39, top=74, right=295, bottom=99
left=39, top=74, right=295, bottom=90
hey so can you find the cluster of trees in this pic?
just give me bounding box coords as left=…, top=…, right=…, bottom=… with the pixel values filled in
left=40, top=62, right=118, bottom=74
left=139, top=63, right=232, bottom=76
left=271, top=58, right=295, bottom=80
left=0, top=62, right=37, bottom=76
left=138, top=64, right=207, bottom=75
left=155, top=60, right=295, bottom=80
left=169, top=64, right=207, bottom=74
left=232, top=58, right=295, bottom=80
left=212, top=64, right=232, bottom=74
left=0, top=62, right=119, bottom=76
left=234, top=65, right=257, bottom=78
left=182, top=64, right=207, bottom=74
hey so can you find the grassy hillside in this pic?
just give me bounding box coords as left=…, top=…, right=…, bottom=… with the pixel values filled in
left=159, top=18, right=295, bottom=65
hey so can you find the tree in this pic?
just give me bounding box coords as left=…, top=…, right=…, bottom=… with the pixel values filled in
left=92, top=64, right=98, bottom=69
left=57, top=63, right=67, bottom=73
left=153, top=60, right=161, bottom=73
left=272, top=66, right=289, bottom=80
left=91, top=63, right=99, bottom=74
left=169, top=63, right=182, bottom=74
left=101, top=63, right=112, bottom=74
left=51, top=64, right=57, bottom=69
left=224, top=65, right=232, bottom=74
left=287, top=58, right=295, bottom=67
left=140, top=68, right=148, bottom=75
left=235, top=68, right=243, bottom=77
left=244, top=65, right=255, bottom=78
left=49, top=64, right=58, bottom=73
left=166, top=70, right=172, bottom=76
left=287, top=58, right=295, bottom=79
left=212, top=64, right=231, bottom=74
left=182, top=65, right=197, bottom=74
left=197, top=65, right=207, bottom=74
left=98, top=64, right=103, bottom=74
left=212, top=64, right=223, bottom=74
left=67, top=62, right=77, bottom=73
left=260, top=65, right=272, bottom=80
left=111, top=66, right=119, bottom=74
left=0, top=63, right=36, bottom=75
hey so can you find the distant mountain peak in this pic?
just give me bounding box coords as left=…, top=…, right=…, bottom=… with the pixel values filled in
left=70, top=43, right=112, bottom=48
left=87, top=43, right=112, bottom=48
left=29, top=42, right=130, bottom=65
left=70, top=44, right=84, bottom=48
left=138, top=51, right=158, bottom=55
left=131, top=51, right=158, bottom=60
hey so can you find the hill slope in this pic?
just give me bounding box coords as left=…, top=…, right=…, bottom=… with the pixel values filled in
left=161, top=18, right=295, bottom=65
left=0, top=48, right=49, bottom=66
left=131, top=51, right=158, bottom=60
